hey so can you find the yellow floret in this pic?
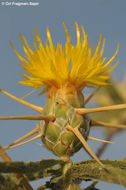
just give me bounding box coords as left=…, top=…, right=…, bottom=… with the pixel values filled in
left=10, top=22, right=119, bottom=94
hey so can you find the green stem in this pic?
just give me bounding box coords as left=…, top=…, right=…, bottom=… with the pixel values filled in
left=0, top=159, right=126, bottom=187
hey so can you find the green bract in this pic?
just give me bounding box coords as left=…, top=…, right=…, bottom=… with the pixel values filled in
left=39, top=88, right=89, bottom=159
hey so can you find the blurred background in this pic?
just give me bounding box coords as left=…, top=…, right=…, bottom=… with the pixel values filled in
left=0, top=0, right=126, bottom=189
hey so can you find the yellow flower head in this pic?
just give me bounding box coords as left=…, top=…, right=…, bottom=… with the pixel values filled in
left=10, top=22, right=119, bottom=94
